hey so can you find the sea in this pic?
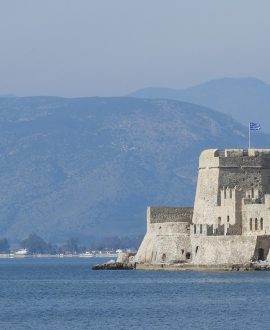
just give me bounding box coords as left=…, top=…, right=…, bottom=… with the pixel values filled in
left=0, top=257, right=270, bottom=330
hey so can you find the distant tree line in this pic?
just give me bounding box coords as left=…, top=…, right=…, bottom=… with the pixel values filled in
left=0, top=233, right=143, bottom=254
left=20, top=234, right=84, bottom=254
left=0, top=238, right=10, bottom=253
left=88, top=235, right=143, bottom=251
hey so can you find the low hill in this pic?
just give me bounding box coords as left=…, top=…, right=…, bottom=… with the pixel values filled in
left=0, top=96, right=267, bottom=243
left=129, top=77, right=270, bottom=132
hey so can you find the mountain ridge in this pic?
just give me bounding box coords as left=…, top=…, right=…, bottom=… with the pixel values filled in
left=129, top=77, right=270, bottom=132
left=0, top=96, right=268, bottom=243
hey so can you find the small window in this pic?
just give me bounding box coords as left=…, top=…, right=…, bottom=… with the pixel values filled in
left=194, top=225, right=196, bottom=234
left=260, top=218, right=263, bottom=230
left=251, top=188, right=254, bottom=198
left=195, top=246, right=199, bottom=254
left=218, top=217, right=221, bottom=225
left=200, top=224, right=203, bottom=234
left=255, top=218, right=258, bottom=230
left=250, top=218, right=252, bottom=231
left=224, top=190, right=226, bottom=199
left=227, top=216, right=230, bottom=223
left=186, top=252, right=191, bottom=260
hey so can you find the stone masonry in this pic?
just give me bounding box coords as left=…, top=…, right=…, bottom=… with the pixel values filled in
left=135, top=149, right=270, bottom=266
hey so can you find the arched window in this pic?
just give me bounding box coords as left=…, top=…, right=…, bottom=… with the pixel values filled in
left=260, top=218, right=263, bottom=230
left=250, top=218, right=252, bottom=231
left=255, top=218, right=258, bottom=230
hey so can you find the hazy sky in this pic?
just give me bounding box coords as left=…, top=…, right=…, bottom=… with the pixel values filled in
left=1, top=0, right=270, bottom=97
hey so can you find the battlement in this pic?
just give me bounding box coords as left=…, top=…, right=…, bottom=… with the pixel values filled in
left=199, top=149, right=270, bottom=169
left=147, top=207, right=193, bottom=224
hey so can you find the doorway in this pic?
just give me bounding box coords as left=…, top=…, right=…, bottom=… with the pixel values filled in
left=258, top=248, right=265, bottom=261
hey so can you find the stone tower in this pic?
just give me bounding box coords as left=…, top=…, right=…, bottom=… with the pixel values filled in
left=192, top=149, right=270, bottom=228
left=135, top=148, right=270, bottom=267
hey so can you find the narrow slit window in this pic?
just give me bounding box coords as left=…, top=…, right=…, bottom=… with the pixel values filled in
left=194, top=225, right=196, bottom=234
left=227, top=216, right=230, bottom=223
left=250, top=218, right=252, bottom=231
left=260, top=218, right=263, bottom=230
left=255, top=218, right=258, bottom=230
left=200, top=224, right=203, bottom=234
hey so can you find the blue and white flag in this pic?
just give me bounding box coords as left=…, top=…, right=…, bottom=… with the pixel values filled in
left=250, top=122, right=261, bottom=131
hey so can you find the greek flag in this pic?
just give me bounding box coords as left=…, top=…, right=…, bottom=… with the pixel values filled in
left=250, top=122, right=261, bottom=131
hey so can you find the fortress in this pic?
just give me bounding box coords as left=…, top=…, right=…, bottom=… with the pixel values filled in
left=135, top=149, right=270, bottom=268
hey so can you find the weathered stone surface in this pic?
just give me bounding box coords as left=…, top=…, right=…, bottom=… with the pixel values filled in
left=135, top=149, right=270, bottom=266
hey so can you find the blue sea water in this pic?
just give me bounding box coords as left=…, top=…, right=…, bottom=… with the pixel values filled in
left=0, top=258, right=270, bottom=330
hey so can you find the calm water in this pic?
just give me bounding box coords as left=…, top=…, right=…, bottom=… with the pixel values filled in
left=0, top=258, right=270, bottom=330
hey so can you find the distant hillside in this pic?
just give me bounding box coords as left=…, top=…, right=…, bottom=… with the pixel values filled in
left=0, top=96, right=268, bottom=243
left=129, top=77, right=270, bottom=132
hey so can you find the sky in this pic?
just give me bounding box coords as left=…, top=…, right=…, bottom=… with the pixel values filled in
left=0, top=0, right=270, bottom=97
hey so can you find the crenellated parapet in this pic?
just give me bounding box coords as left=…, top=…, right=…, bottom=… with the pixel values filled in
left=199, top=149, right=270, bottom=169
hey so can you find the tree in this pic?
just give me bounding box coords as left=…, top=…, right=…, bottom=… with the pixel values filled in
left=0, top=238, right=10, bottom=253
left=61, top=238, right=79, bottom=254
left=21, top=233, right=50, bottom=254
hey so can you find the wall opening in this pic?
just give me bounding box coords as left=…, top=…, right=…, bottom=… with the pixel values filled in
left=260, top=218, right=263, bottom=230
left=255, top=218, right=258, bottom=230
left=194, top=225, right=196, bottom=234
left=200, top=224, right=203, bottom=234
left=258, top=248, right=265, bottom=261
left=186, top=252, right=191, bottom=260
left=230, top=189, right=232, bottom=198
left=251, top=188, right=254, bottom=198
left=195, top=246, right=199, bottom=254
left=227, top=216, right=230, bottom=223
left=250, top=218, right=252, bottom=231
left=218, top=217, right=221, bottom=225
left=161, top=253, right=166, bottom=262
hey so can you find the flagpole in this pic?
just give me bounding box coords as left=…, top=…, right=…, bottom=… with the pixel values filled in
left=249, top=122, right=251, bottom=149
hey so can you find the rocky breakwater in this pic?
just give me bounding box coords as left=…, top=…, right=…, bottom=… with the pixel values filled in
left=92, top=252, right=136, bottom=270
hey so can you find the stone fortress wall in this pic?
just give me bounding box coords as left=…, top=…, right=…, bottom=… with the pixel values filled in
left=135, top=207, right=193, bottom=263
left=135, top=149, right=270, bottom=266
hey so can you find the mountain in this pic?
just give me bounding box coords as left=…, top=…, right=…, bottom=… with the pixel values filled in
left=129, top=77, right=270, bottom=132
left=0, top=96, right=267, bottom=243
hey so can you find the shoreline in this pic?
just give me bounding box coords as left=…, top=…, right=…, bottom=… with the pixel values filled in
left=0, top=253, right=117, bottom=259
left=136, top=262, right=270, bottom=272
